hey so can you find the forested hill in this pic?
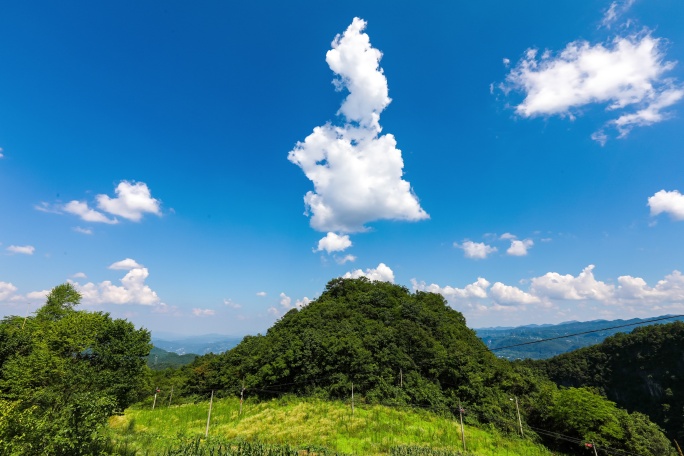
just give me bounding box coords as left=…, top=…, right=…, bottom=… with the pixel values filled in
left=477, top=315, right=684, bottom=360
left=175, top=278, right=676, bottom=455
left=184, top=277, right=506, bottom=412
left=534, top=321, right=684, bottom=442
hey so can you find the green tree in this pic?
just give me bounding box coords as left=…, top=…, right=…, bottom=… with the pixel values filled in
left=0, top=283, right=152, bottom=455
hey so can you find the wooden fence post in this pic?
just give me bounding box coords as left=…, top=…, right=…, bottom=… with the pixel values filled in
left=205, top=390, right=214, bottom=437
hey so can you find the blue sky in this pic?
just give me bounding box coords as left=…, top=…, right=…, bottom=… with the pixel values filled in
left=2, top=0, right=684, bottom=336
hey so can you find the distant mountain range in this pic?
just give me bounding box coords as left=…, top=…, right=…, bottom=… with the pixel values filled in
left=148, top=315, right=684, bottom=362
left=151, top=333, right=243, bottom=356
left=476, top=314, right=684, bottom=360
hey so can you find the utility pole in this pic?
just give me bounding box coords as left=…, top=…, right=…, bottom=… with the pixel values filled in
left=351, top=382, right=355, bottom=416
left=152, top=387, right=159, bottom=410
left=511, top=396, right=523, bottom=438
left=205, top=390, right=214, bottom=437
left=239, top=380, right=245, bottom=416
left=22, top=303, right=30, bottom=330
left=458, top=400, right=466, bottom=452
left=168, top=386, right=174, bottom=407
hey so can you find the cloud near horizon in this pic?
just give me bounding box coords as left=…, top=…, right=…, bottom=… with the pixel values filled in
left=288, top=17, right=428, bottom=233
left=412, top=265, right=684, bottom=315
left=342, top=262, right=395, bottom=283
left=71, top=259, right=161, bottom=306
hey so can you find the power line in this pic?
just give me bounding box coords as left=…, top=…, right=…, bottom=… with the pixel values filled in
left=529, top=425, right=642, bottom=456
left=490, top=314, right=684, bottom=351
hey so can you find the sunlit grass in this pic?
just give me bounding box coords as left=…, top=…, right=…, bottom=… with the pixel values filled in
left=108, top=396, right=553, bottom=455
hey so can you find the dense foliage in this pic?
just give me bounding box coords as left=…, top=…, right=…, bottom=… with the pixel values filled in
left=175, top=278, right=674, bottom=455
left=535, top=321, right=684, bottom=442
left=0, top=283, right=152, bottom=455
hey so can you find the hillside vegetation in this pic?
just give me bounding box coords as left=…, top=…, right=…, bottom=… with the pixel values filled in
left=535, top=321, right=684, bottom=442
left=165, top=278, right=675, bottom=455
left=109, top=396, right=552, bottom=455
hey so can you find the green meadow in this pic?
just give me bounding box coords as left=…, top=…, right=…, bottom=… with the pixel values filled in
left=107, top=396, right=553, bottom=455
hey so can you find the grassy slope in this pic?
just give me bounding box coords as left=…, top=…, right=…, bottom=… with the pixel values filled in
left=108, top=397, right=552, bottom=456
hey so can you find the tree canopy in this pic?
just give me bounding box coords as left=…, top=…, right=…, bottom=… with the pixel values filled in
left=0, top=283, right=152, bottom=455
left=535, top=321, right=684, bottom=443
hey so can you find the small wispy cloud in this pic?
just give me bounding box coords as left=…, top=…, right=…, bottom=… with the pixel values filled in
left=73, top=226, right=93, bottom=235
left=7, top=245, right=35, bottom=255
left=224, top=298, right=242, bottom=309
left=335, top=254, right=357, bottom=265
left=601, top=0, right=636, bottom=29
left=192, top=308, right=216, bottom=317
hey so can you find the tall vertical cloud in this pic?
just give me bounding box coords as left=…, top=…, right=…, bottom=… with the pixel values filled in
left=288, top=18, right=428, bottom=233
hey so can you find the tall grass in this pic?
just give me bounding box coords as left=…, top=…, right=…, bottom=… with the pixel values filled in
left=107, top=396, right=553, bottom=455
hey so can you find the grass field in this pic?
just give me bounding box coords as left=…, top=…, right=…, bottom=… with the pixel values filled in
left=107, top=396, right=553, bottom=455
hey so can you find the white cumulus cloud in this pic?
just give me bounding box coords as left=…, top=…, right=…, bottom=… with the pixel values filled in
left=648, top=189, right=684, bottom=220
left=108, top=258, right=144, bottom=270
left=279, top=292, right=292, bottom=309
left=7, top=245, right=35, bottom=255
left=72, top=262, right=160, bottom=306
left=490, top=282, right=541, bottom=305
left=295, top=297, right=312, bottom=309
left=48, top=180, right=161, bottom=225
left=507, top=239, right=534, bottom=256
left=454, top=241, right=497, bottom=259
left=0, top=282, right=18, bottom=301
left=504, top=32, right=683, bottom=141
left=256, top=291, right=267, bottom=297
left=315, top=232, right=352, bottom=253
left=288, top=17, right=428, bottom=233
left=413, top=277, right=491, bottom=300
left=529, top=265, right=615, bottom=302
left=63, top=201, right=118, bottom=224
left=343, top=262, right=395, bottom=283
left=96, top=181, right=161, bottom=222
